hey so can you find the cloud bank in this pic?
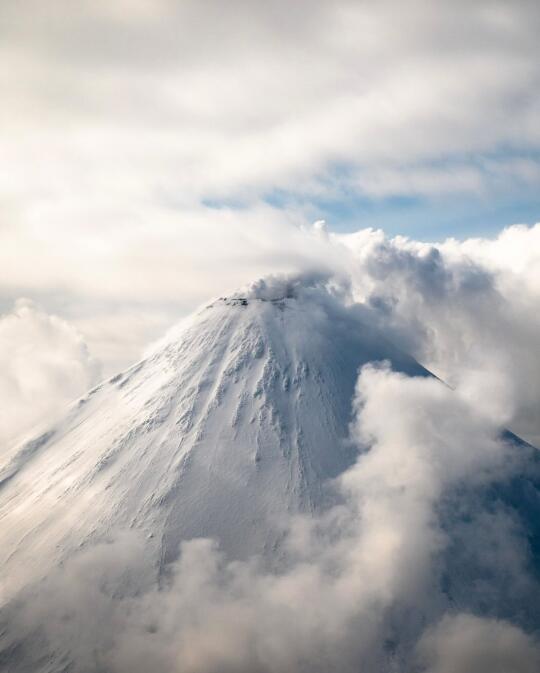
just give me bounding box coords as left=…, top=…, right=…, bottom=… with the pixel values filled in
left=1, top=0, right=539, bottom=291
left=1, top=0, right=539, bottom=449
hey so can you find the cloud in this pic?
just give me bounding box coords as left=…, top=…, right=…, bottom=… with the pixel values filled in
left=0, top=299, right=100, bottom=449
left=340, top=223, right=540, bottom=446
left=351, top=157, right=540, bottom=199
left=416, top=613, right=540, bottom=673
left=2, top=363, right=538, bottom=672
left=1, top=2, right=540, bottom=666
left=0, top=207, right=325, bottom=305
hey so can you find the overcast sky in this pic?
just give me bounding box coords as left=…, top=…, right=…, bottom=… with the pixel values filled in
left=2, top=0, right=539, bottom=237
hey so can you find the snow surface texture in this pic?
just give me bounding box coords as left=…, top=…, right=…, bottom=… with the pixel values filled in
left=0, top=277, right=426, bottom=599
left=1, top=275, right=540, bottom=673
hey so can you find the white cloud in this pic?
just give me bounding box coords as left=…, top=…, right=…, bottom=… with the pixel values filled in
left=0, top=299, right=100, bottom=450
left=416, top=613, right=540, bottom=673
left=340, top=223, right=540, bottom=446
left=351, top=157, right=540, bottom=199
left=0, top=208, right=338, bottom=375
left=1, top=0, right=539, bottom=393
left=0, top=206, right=323, bottom=304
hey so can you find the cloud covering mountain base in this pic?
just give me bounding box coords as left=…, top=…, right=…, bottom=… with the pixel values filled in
left=1, top=291, right=540, bottom=671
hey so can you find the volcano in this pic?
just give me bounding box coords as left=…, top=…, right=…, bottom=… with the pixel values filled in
left=0, top=277, right=430, bottom=600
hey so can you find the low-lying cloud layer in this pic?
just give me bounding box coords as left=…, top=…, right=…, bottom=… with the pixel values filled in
left=2, top=363, right=539, bottom=672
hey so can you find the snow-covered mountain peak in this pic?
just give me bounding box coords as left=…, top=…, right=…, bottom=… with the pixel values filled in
left=0, top=277, right=428, bottom=599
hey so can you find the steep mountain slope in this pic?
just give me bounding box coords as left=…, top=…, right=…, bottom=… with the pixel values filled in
left=0, top=278, right=429, bottom=601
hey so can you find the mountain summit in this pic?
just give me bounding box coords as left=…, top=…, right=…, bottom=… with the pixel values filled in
left=0, top=276, right=429, bottom=598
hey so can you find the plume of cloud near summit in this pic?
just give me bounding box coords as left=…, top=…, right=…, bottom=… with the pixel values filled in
left=339, top=223, right=540, bottom=446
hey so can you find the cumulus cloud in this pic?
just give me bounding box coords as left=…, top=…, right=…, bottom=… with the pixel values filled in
left=2, top=364, right=538, bottom=672
left=0, top=299, right=100, bottom=450
left=339, top=222, right=540, bottom=446
left=416, top=613, right=540, bottom=673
